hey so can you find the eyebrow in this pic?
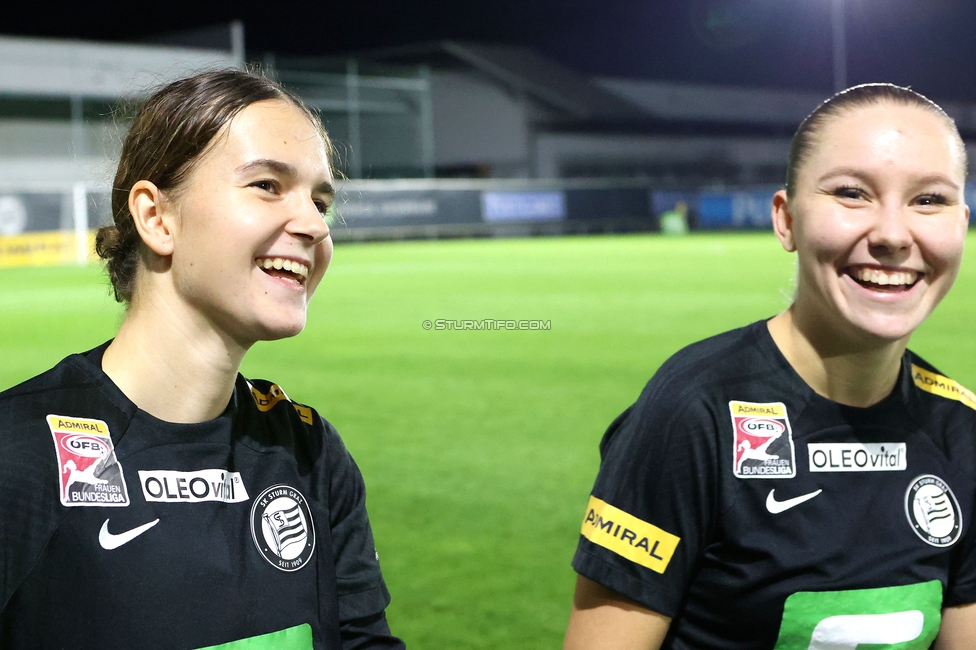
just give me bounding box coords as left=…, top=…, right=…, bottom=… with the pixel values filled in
left=236, top=158, right=335, bottom=195
left=818, top=167, right=961, bottom=191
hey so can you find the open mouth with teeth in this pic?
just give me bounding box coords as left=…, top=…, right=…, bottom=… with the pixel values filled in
left=846, top=266, right=920, bottom=293
left=256, top=257, right=309, bottom=285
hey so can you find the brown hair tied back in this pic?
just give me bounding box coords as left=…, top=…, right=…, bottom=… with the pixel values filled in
left=785, top=83, right=967, bottom=198
left=96, top=69, right=328, bottom=303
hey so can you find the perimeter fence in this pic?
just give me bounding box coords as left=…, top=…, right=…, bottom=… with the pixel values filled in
left=2, top=179, right=974, bottom=268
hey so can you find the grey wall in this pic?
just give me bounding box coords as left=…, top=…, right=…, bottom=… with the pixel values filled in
left=431, top=71, right=530, bottom=177
left=596, top=78, right=824, bottom=126
left=535, top=133, right=793, bottom=183
left=0, top=120, right=121, bottom=158
left=0, top=35, right=236, bottom=98
left=0, top=36, right=235, bottom=188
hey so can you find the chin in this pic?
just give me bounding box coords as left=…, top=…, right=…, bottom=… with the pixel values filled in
left=271, top=325, right=307, bottom=341
left=846, top=314, right=922, bottom=345
left=254, top=318, right=307, bottom=342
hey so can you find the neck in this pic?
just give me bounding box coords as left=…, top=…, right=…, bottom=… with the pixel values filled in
left=102, top=287, right=250, bottom=423
left=767, top=307, right=908, bottom=408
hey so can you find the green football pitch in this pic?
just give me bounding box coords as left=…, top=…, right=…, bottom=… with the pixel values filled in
left=1, top=232, right=975, bottom=648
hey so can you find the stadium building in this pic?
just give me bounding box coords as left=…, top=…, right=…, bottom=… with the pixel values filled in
left=1, top=24, right=975, bottom=263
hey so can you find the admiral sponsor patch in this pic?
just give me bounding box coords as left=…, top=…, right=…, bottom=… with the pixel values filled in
left=808, top=443, right=907, bottom=472
left=912, top=365, right=976, bottom=411
left=139, top=469, right=249, bottom=503
left=47, top=414, right=129, bottom=507
left=730, top=401, right=796, bottom=479
left=905, top=474, right=962, bottom=548
left=580, top=496, right=680, bottom=574
left=251, top=484, right=316, bottom=572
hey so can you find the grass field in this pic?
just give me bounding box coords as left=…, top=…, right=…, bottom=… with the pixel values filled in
left=2, top=232, right=975, bottom=648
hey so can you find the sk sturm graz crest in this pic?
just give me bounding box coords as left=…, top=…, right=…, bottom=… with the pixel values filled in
left=47, top=414, right=129, bottom=507
left=251, top=484, right=316, bottom=571
left=729, top=401, right=796, bottom=479
left=905, top=474, right=962, bottom=548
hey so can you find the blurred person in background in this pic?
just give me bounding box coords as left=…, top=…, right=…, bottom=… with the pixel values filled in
left=0, top=70, right=404, bottom=650
left=565, top=83, right=976, bottom=649
left=659, top=200, right=689, bottom=236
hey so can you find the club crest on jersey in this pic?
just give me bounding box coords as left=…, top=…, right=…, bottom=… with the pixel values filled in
left=729, top=401, right=796, bottom=479
left=905, top=474, right=962, bottom=548
left=47, top=414, right=129, bottom=507
left=250, top=484, right=315, bottom=572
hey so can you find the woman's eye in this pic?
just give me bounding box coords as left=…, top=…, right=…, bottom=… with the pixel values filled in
left=833, top=185, right=865, bottom=200
left=915, top=193, right=949, bottom=207
left=251, top=180, right=279, bottom=194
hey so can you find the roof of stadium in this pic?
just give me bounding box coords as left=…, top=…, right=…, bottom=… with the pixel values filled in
left=4, top=0, right=976, bottom=101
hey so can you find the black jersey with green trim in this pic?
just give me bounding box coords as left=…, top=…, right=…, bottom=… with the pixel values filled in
left=572, top=320, right=976, bottom=649
left=0, top=343, right=404, bottom=650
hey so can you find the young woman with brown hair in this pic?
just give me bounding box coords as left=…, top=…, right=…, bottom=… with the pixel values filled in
left=0, top=70, right=404, bottom=650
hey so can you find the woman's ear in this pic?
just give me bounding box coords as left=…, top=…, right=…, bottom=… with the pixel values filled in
left=771, top=190, right=797, bottom=253
left=129, top=180, right=175, bottom=257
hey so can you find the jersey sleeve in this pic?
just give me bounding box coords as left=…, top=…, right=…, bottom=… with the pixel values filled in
left=944, top=473, right=976, bottom=607
left=571, top=381, right=723, bottom=618
left=0, top=417, right=62, bottom=615
left=945, top=529, right=976, bottom=606
left=340, top=611, right=406, bottom=650
left=319, top=418, right=400, bottom=640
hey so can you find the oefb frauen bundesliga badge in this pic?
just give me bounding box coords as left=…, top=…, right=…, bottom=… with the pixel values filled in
left=47, top=414, right=129, bottom=507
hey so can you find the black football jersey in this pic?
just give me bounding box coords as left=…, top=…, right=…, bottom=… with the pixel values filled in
left=0, top=343, right=404, bottom=650
left=572, top=320, right=976, bottom=649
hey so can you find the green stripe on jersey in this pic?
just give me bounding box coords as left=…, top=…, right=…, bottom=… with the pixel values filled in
left=195, top=623, right=313, bottom=650
left=774, top=581, right=942, bottom=649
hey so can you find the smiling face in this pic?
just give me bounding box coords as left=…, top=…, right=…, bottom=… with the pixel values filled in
left=774, top=102, right=969, bottom=347
left=165, top=99, right=334, bottom=345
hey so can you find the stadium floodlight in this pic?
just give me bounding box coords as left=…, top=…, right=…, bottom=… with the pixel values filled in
left=831, top=0, right=848, bottom=92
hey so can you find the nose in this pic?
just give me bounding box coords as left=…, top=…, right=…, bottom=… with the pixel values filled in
left=285, top=194, right=331, bottom=245
left=866, top=201, right=913, bottom=258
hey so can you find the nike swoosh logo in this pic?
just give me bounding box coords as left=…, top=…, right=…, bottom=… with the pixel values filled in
left=99, top=518, right=159, bottom=550
left=766, top=488, right=822, bottom=514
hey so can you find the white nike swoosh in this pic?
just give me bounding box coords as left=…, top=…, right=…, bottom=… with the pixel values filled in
left=99, top=518, right=160, bottom=550
left=766, top=488, right=823, bottom=514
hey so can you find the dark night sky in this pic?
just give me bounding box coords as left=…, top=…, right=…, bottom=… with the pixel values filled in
left=6, top=0, right=976, bottom=102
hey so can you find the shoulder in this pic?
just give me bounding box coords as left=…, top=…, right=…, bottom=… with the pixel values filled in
left=660, top=323, right=763, bottom=374
left=904, top=349, right=976, bottom=469
left=238, top=376, right=349, bottom=470
left=0, top=350, right=118, bottom=608
left=631, top=321, right=778, bottom=420
left=600, top=322, right=780, bottom=458
left=1, top=352, right=97, bottom=410
left=243, top=377, right=319, bottom=429
left=0, top=349, right=126, bottom=441
left=906, top=351, right=976, bottom=413
left=240, top=377, right=370, bottom=519
left=0, top=347, right=129, bottom=483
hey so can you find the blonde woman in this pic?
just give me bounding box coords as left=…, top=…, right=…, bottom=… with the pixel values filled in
left=566, top=84, right=976, bottom=649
